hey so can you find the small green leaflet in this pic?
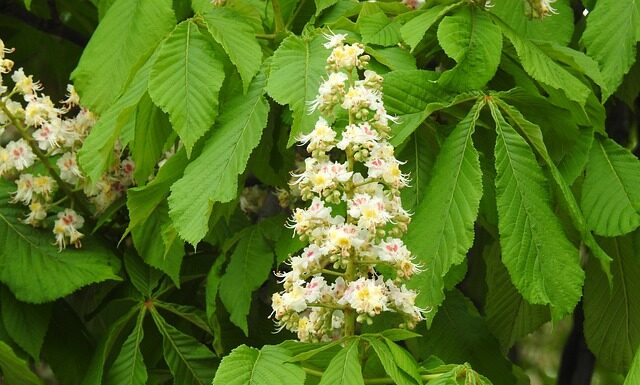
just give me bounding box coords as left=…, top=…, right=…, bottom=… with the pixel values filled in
left=168, top=70, right=269, bottom=245
left=358, top=12, right=401, bottom=47
left=151, top=309, right=217, bottom=385
left=405, top=100, right=484, bottom=323
left=218, top=225, right=274, bottom=335
left=266, top=33, right=329, bottom=147
left=625, top=348, right=640, bottom=385
left=437, top=7, right=502, bottom=91
left=400, top=2, right=462, bottom=52
left=490, top=103, right=584, bottom=318
left=581, top=137, right=640, bottom=237
left=149, top=20, right=225, bottom=156
left=71, top=0, right=176, bottom=113
left=318, top=339, right=364, bottom=385
left=104, top=308, right=147, bottom=385
left=213, top=345, right=305, bottom=385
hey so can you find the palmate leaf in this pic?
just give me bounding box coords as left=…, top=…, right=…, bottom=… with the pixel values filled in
left=149, top=20, right=226, bottom=156
left=437, top=7, right=502, bottom=91
left=150, top=309, right=217, bottom=385
left=0, top=181, right=121, bottom=303
left=105, top=308, right=147, bottom=385
left=212, top=345, right=305, bottom=385
left=584, top=232, right=640, bottom=373
left=266, top=33, right=329, bottom=146
left=71, top=0, right=175, bottom=113
left=489, top=104, right=584, bottom=318
left=318, top=340, right=364, bottom=385
left=0, top=286, right=52, bottom=360
left=203, top=8, right=263, bottom=92
left=218, top=225, right=274, bottom=335
left=0, top=341, right=43, bottom=385
left=405, top=100, right=484, bottom=323
left=168, top=70, right=269, bottom=245
left=581, top=0, right=640, bottom=100
left=483, top=242, right=549, bottom=351
left=495, top=17, right=591, bottom=106
left=581, top=137, right=640, bottom=237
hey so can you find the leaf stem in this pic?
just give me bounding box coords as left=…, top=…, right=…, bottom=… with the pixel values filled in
left=271, top=0, right=286, bottom=34
left=0, top=102, right=92, bottom=217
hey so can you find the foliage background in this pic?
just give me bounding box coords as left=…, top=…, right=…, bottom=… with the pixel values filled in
left=0, top=0, right=640, bottom=384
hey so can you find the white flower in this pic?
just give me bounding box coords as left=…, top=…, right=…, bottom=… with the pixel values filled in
left=32, top=175, right=56, bottom=199
left=12, top=173, right=34, bottom=204
left=339, top=278, right=388, bottom=316
left=33, top=119, right=62, bottom=151
left=328, top=44, right=365, bottom=70
left=0, top=147, right=13, bottom=175
left=298, top=117, right=337, bottom=150
left=6, top=139, right=36, bottom=171
left=23, top=200, right=47, bottom=226
left=53, top=208, right=85, bottom=250
left=282, top=282, right=308, bottom=313
left=337, top=122, right=379, bottom=150
left=323, top=31, right=347, bottom=49
left=11, top=67, right=42, bottom=95
left=57, top=152, right=83, bottom=185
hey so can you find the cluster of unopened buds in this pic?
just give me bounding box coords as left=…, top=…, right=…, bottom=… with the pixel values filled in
left=271, top=33, right=424, bottom=343
left=0, top=38, right=135, bottom=250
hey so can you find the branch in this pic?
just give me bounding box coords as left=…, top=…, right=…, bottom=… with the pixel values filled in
left=0, top=2, right=89, bottom=46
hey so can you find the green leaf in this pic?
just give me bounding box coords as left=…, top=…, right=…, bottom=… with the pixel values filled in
left=212, top=345, right=305, bottom=385
left=315, top=0, right=338, bottom=16
left=359, top=12, right=401, bottom=47
left=366, top=338, right=418, bottom=385
left=150, top=309, right=217, bottom=385
left=584, top=232, right=640, bottom=373
left=489, top=103, right=584, bottom=318
left=380, top=329, right=421, bottom=342
left=489, top=0, right=574, bottom=46
left=218, top=225, right=274, bottom=335
left=492, top=98, right=612, bottom=282
left=437, top=7, right=502, bottom=91
left=483, top=241, right=549, bottom=350
left=319, top=340, right=364, bottom=385
left=581, top=137, right=640, bottom=237
left=80, top=307, right=138, bottom=385
left=149, top=20, right=226, bottom=156
left=105, top=308, right=147, bottom=385
left=427, top=363, right=493, bottom=385
left=0, top=181, right=121, bottom=303
left=625, top=348, right=640, bottom=385
left=71, top=0, right=176, bottom=113
left=400, top=127, right=439, bottom=211
left=78, top=51, right=156, bottom=183
left=155, top=301, right=211, bottom=334
left=581, top=0, right=640, bottom=100
left=131, top=201, right=184, bottom=286
left=203, top=8, right=262, bottom=92
left=405, top=101, right=484, bottom=323
left=123, top=252, right=162, bottom=297
left=410, top=291, right=513, bottom=385
left=266, top=33, right=329, bottom=146
left=131, top=92, right=173, bottom=185
left=0, top=341, right=43, bottom=385
left=384, top=338, right=422, bottom=383
left=400, top=3, right=462, bottom=51
left=366, top=46, right=417, bottom=71
left=0, top=286, right=52, bottom=360
left=168, top=70, right=269, bottom=245
left=497, top=18, right=591, bottom=105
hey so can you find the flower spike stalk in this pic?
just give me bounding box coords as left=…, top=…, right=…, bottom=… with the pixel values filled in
left=271, top=33, right=424, bottom=342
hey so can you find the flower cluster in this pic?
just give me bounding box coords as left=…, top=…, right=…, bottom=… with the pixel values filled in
left=524, top=0, right=557, bottom=18
left=0, top=38, right=135, bottom=250
left=272, top=33, right=423, bottom=342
